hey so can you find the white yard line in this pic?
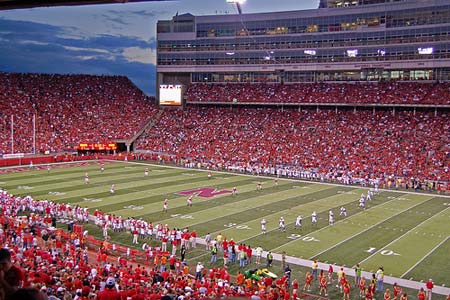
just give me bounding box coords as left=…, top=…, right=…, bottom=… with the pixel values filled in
left=213, top=186, right=354, bottom=243
left=158, top=184, right=335, bottom=230
left=400, top=235, right=450, bottom=278
left=0, top=159, right=97, bottom=170
left=360, top=206, right=450, bottom=264
left=270, top=193, right=408, bottom=252
left=308, top=195, right=435, bottom=259
left=108, top=160, right=450, bottom=199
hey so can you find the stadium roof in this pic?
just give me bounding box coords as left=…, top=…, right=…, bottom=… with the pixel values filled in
left=0, top=0, right=170, bottom=10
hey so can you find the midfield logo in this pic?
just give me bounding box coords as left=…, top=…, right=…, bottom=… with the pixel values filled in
left=176, top=187, right=232, bottom=198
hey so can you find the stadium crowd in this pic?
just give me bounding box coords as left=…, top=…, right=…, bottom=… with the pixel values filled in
left=136, top=107, right=449, bottom=186
left=0, top=187, right=303, bottom=300
left=184, top=82, right=450, bottom=104
left=0, top=73, right=158, bottom=154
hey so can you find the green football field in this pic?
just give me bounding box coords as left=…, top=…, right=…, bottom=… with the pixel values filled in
left=1, top=160, right=449, bottom=292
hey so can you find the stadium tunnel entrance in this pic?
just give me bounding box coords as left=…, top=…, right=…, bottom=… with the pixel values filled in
left=115, top=142, right=129, bottom=153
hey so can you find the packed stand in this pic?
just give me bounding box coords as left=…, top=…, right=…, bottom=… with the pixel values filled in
left=184, top=82, right=450, bottom=105
left=136, top=107, right=450, bottom=184
left=0, top=72, right=158, bottom=154
left=0, top=188, right=303, bottom=300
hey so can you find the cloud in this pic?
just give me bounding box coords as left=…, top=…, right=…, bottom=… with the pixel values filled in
left=18, top=40, right=50, bottom=46
left=100, top=13, right=130, bottom=26
left=0, top=18, right=157, bottom=95
left=122, top=46, right=156, bottom=64
left=63, top=45, right=110, bottom=54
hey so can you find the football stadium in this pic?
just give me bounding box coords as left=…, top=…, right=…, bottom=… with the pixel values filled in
left=0, top=0, right=449, bottom=299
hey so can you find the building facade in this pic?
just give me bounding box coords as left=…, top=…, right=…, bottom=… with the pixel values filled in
left=156, top=0, right=450, bottom=87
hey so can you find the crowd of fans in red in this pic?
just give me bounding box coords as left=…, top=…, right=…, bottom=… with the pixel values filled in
left=184, top=82, right=450, bottom=104
left=0, top=188, right=310, bottom=300
left=136, top=107, right=449, bottom=184
left=0, top=72, right=449, bottom=185
left=0, top=73, right=158, bottom=154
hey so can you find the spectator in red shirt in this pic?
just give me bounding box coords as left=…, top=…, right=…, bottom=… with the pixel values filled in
left=0, top=248, right=25, bottom=299
left=97, top=277, right=120, bottom=300
left=426, top=279, right=434, bottom=300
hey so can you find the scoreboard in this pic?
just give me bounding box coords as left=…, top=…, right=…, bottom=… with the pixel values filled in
left=159, top=84, right=183, bottom=106
left=77, top=143, right=117, bottom=151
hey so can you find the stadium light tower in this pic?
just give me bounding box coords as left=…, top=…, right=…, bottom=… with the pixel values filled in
left=226, top=0, right=245, bottom=14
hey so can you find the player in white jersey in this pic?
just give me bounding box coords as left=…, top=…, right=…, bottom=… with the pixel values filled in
left=274, top=178, right=279, bottom=187
left=359, top=197, right=365, bottom=209
left=100, top=164, right=105, bottom=173
left=329, top=213, right=334, bottom=226
left=187, top=195, right=193, bottom=207
left=110, top=184, right=115, bottom=194
left=329, top=210, right=334, bottom=218
left=232, top=187, right=237, bottom=196
left=257, top=182, right=262, bottom=191
left=84, top=172, right=89, bottom=184
left=312, top=211, right=318, bottom=226
left=261, top=218, right=267, bottom=234
left=163, top=199, right=168, bottom=212
left=208, top=171, right=212, bottom=179
left=279, top=217, right=286, bottom=232
left=295, top=215, right=302, bottom=229
left=144, top=167, right=149, bottom=176
left=47, top=165, right=51, bottom=173
left=368, top=189, right=373, bottom=200
left=340, top=206, right=347, bottom=217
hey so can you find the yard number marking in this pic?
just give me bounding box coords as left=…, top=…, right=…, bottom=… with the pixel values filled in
left=171, top=214, right=194, bottom=219
left=287, top=234, right=319, bottom=242
left=364, top=247, right=400, bottom=256
left=224, top=223, right=251, bottom=230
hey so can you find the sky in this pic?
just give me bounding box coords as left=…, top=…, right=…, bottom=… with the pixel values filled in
left=0, top=0, right=319, bottom=95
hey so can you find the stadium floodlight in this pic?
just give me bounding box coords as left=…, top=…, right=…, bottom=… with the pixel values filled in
left=304, top=50, right=317, bottom=56
left=418, top=47, right=433, bottom=55
left=227, top=0, right=245, bottom=14
left=377, top=49, right=386, bottom=56
left=346, top=49, right=358, bottom=57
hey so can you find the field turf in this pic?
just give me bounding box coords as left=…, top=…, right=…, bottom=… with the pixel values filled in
left=1, top=160, right=449, bottom=299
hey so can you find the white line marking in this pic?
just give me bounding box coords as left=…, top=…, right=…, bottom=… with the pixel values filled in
left=360, top=206, right=450, bottom=264
left=306, top=195, right=431, bottom=259
left=105, top=160, right=450, bottom=199
left=401, top=235, right=450, bottom=278
left=270, top=194, right=408, bottom=253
